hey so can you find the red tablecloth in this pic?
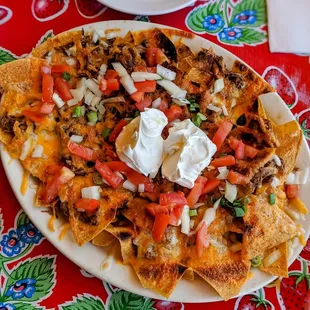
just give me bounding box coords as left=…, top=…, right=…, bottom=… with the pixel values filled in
left=0, top=0, right=309, bottom=309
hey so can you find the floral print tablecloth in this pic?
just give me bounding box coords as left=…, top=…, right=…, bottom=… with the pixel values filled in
left=0, top=0, right=309, bottom=309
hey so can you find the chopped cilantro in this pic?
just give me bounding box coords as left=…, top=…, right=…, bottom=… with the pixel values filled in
left=62, top=71, right=71, bottom=81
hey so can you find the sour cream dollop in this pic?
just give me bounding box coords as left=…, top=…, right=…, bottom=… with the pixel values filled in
left=162, top=119, right=216, bottom=188
left=116, top=108, right=168, bottom=176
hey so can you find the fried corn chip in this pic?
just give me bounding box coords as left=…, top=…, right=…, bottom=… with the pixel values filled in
left=92, top=230, right=115, bottom=247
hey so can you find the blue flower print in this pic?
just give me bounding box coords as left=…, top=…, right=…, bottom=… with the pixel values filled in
left=219, top=27, right=243, bottom=41
left=0, top=302, right=16, bottom=310
left=233, top=10, right=257, bottom=25
left=0, top=230, right=25, bottom=257
left=6, top=278, right=37, bottom=299
left=202, top=14, right=224, bottom=31
left=17, top=223, right=43, bottom=245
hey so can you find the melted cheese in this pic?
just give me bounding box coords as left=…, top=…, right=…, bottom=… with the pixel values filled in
left=59, top=223, right=71, bottom=241
left=20, top=170, right=29, bottom=196
left=38, top=133, right=60, bottom=157
left=48, top=207, right=56, bottom=232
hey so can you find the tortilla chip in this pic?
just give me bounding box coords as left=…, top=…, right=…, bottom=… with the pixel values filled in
left=242, top=195, right=298, bottom=260
left=259, top=242, right=288, bottom=277
left=183, top=268, right=195, bottom=281
left=69, top=188, right=133, bottom=246
left=31, top=31, right=82, bottom=58
left=92, top=230, right=115, bottom=247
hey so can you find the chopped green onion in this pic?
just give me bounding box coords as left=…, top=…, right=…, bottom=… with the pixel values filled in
left=72, top=106, right=82, bottom=118
left=93, top=172, right=103, bottom=185
left=269, top=193, right=276, bottom=205
left=251, top=256, right=262, bottom=268
left=62, top=71, right=71, bottom=81
left=188, top=98, right=196, bottom=104
left=234, top=207, right=245, bottom=217
left=197, top=112, right=207, bottom=120
left=189, top=209, right=197, bottom=217
left=189, top=102, right=200, bottom=112
left=191, top=114, right=202, bottom=127
left=87, top=111, right=98, bottom=124
left=102, top=128, right=111, bottom=140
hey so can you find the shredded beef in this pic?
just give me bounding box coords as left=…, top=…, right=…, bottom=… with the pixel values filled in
left=0, top=116, right=25, bottom=133
left=78, top=212, right=98, bottom=226
left=226, top=72, right=245, bottom=89
left=59, top=202, right=69, bottom=218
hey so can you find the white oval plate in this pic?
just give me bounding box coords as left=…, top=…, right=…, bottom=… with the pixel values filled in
left=1, top=20, right=309, bottom=303
left=99, top=0, right=196, bottom=16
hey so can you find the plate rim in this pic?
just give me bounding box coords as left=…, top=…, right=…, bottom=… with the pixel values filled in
left=1, top=19, right=309, bottom=303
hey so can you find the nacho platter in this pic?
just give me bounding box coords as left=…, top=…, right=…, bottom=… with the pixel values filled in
left=0, top=21, right=309, bottom=302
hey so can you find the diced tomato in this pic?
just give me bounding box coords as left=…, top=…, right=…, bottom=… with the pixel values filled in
left=201, top=179, right=220, bottom=195
left=152, top=212, right=170, bottom=243
left=126, top=170, right=155, bottom=193
left=51, top=64, right=70, bottom=73
left=134, top=66, right=156, bottom=73
left=212, top=120, right=233, bottom=151
left=54, top=77, right=73, bottom=101
left=105, top=161, right=132, bottom=173
left=169, top=206, right=184, bottom=226
left=235, top=140, right=245, bottom=160
left=103, top=89, right=114, bottom=96
left=186, top=176, right=208, bottom=208
left=95, top=160, right=123, bottom=189
left=45, top=165, right=64, bottom=175
left=99, top=79, right=107, bottom=92
left=42, top=74, right=54, bottom=103
left=164, top=105, right=182, bottom=123
left=105, top=69, right=119, bottom=80
left=41, top=65, right=51, bottom=75
left=131, top=91, right=145, bottom=103
left=228, top=137, right=239, bottom=150
left=134, top=80, right=156, bottom=93
left=286, top=184, right=299, bottom=199
left=106, top=78, right=119, bottom=91
left=135, top=96, right=152, bottom=112
left=22, top=110, right=44, bottom=123
left=105, top=148, right=119, bottom=161
left=40, top=103, right=55, bottom=114
left=67, top=141, right=95, bottom=161
left=146, top=203, right=170, bottom=216
left=245, top=145, right=259, bottom=159
left=227, top=170, right=249, bottom=185
left=196, top=222, right=210, bottom=257
left=211, top=155, right=236, bottom=167
left=75, top=198, right=99, bottom=213
left=41, top=167, right=75, bottom=203
left=159, top=98, right=169, bottom=112
left=109, top=119, right=128, bottom=142
left=159, top=192, right=187, bottom=208
left=146, top=48, right=159, bottom=66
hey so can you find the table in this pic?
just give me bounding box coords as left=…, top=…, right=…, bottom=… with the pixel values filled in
left=0, top=0, right=309, bottom=309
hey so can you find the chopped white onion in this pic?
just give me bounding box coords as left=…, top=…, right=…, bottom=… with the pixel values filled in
left=229, top=242, right=242, bottom=253
left=263, top=250, right=281, bottom=267
left=284, top=207, right=300, bottom=221
left=189, top=207, right=217, bottom=236
left=86, top=79, right=103, bottom=97
left=81, top=186, right=101, bottom=200
left=20, top=135, right=37, bottom=160
left=91, top=96, right=101, bottom=108
left=138, top=184, right=145, bottom=193
left=123, top=180, right=137, bottom=192
left=213, top=78, right=224, bottom=94
left=112, top=62, right=128, bottom=78
left=92, top=31, right=99, bottom=43
left=207, top=104, right=221, bottom=113
left=181, top=205, right=190, bottom=235
left=120, top=75, right=137, bottom=95
left=171, top=90, right=187, bottom=100
left=65, top=57, right=76, bottom=66
left=156, top=64, right=176, bottom=81
left=225, top=181, right=237, bottom=203
left=213, top=198, right=222, bottom=210
left=52, top=93, right=65, bottom=108
left=190, top=219, right=195, bottom=229
left=69, top=135, right=83, bottom=143
left=99, top=64, right=107, bottom=76
left=272, top=154, right=282, bottom=166
left=31, top=144, right=44, bottom=158
left=131, top=72, right=161, bottom=82
left=222, top=105, right=228, bottom=116
left=157, top=80, right=186, bottom=97
left=97, top=102, right=106, bottom=115
left=271, top=177, right=280, bottom=188
left=152, top=98, right=162, bottom=109
left=285, top=168, right=309, bottom=185
left=115, top=171, right=124, bottom=180
left=106, top=32, right=117, bottom=40
left=84, top=90, right=95, bottom=106
left=101, top=96, right=125, bottom=104
left=69, top=78, right=86, bottom=106
left=217, top=167, right=229, bottom=180
left=231, top=98, right=236, bottom=108
left=172, top=98, right=190, bottom=106
left=67, top=98, right=79, bottom=107
left=286, top=172, right=296, bottom=185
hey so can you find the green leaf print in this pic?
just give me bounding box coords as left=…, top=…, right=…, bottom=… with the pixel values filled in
left=16, top=211, right=30, bottom=228
left=8, top=303, right=44, bottom=310
left=238, top=28, right=267, bottom=45
left=108, top=290, right=154, bottom=310
left=4, top=256, right=55, bottom=302
left=230, top=0, right=266, bottom=27
left=0, top=49, right=17, bottom=65
left=61, top=295, right=105, bottom=310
